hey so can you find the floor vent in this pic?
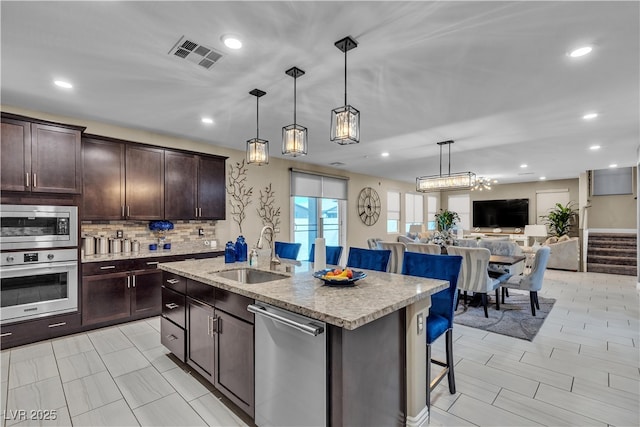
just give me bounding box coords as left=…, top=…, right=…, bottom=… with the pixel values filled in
left=169, top=36, right=223, bottom=70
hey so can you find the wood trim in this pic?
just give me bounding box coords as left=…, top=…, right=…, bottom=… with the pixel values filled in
left=1, top=112, right=86, bottom=132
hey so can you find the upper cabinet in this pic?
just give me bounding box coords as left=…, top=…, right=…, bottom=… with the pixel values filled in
left=165, top=153, right=225, bottom=220
left=83, top=136, right=164, bottom=220
left=83, top=134, right=225, bottom=221
left=1, top=114, right=83, bottom=194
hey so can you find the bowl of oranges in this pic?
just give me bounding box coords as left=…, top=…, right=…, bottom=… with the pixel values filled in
left=313, top=267, right=366, bottom=287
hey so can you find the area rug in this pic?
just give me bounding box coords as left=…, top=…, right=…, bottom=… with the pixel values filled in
left=453, top=293, right=556, bottom=341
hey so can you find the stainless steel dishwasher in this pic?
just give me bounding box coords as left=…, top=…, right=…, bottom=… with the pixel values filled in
left=248, top=303, right=326, bottom=427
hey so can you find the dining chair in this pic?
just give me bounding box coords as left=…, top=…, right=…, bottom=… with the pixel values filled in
left=366, top=237, right=382, bottom=249
left=274, top=241, right=302, bottom=260
left=308, top=244, right=343, bottom=266
left=402, top=251, right=463, bottom=410
left=376, top=241, right=406, bottom=274
left=406, top=242, right=441, bottom=255
left=500, top=246, right=551, bottom=316
left=346, top=247, right=391, bottom=272
left=446, top=246, right=501, bottom=318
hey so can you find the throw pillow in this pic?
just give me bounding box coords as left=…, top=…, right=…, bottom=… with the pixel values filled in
left=558, top=234, right=571, bottom=242
left=544, top=236, right=558, bottom=245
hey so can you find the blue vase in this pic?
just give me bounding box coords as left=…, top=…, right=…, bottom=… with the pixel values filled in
left=225, top=241, right=237, bottom=263
left=235, top=236, right=248, bottom=262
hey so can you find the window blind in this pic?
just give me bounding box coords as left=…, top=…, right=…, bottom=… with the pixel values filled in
left=290, top=170, right=348, bottom=200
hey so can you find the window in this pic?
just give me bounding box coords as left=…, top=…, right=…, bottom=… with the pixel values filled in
left=405, top=193, right=424, bottom=232
left=427, top=195, right=437, bottom=230
left=387, top=191, right=400, bottom=233
left=448, top=194, right=470, bottom=231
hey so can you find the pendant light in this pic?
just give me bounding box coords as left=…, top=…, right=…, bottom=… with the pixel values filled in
left=416, top=140, right=476, bottom=192
left=330, top=36, right=360, bottom=145
left=282, top=66, right=307, bottom=157
left=246, top=88, right=268, bottom=165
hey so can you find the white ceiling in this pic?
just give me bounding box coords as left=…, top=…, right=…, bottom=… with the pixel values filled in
left=1, top=1, right=638, bottom=185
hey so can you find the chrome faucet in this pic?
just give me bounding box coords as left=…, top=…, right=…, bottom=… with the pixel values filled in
left=257, top=225, right=280, bottom=270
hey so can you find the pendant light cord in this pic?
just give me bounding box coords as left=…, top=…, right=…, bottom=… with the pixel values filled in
left=293, top=76, right=297, bottom=126
left=256, top=94, right=259, bottom=140
left=344, top=48, right=348, bottom=106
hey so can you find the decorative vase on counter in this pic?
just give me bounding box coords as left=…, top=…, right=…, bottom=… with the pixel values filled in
left=225, top=241, right=237, bottom=263
left=235, top=236, right=248, bottom=262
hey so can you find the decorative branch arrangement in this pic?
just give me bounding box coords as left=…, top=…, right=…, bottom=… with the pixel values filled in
left=226, top=159, right=253, bottom=233
left=257, top=183, right=281, bottom=243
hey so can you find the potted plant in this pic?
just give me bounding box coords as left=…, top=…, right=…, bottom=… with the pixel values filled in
left=434, top=209, right=460, bottom=232
left=541, top=202, right=578, bottom=237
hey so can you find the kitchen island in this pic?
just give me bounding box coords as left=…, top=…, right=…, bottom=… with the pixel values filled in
left=158, top=257, right=449, bottom=426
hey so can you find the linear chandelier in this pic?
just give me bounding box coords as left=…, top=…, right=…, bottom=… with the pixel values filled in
left=282, top=66, right=307, bottom=157
left=416, top=140, right=476, bottom=192
left=330, top=36, right=360, bottom=145
left=246, top=88, right=268, bottom=165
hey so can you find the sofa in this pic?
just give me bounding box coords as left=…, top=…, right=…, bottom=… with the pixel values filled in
left=543, top=236, right=579, bottom=271
left=454, top=238, right=525, bottom=276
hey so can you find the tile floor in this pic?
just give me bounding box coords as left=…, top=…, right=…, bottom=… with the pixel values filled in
left=1, top=269, right=638, bottom=426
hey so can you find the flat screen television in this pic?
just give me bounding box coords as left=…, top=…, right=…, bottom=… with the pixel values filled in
left=473, top=199, right=529, bottom=228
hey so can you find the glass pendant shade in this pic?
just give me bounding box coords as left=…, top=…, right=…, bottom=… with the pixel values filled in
left=246, top=138, right=269, bottom=165
left=330, top=105, right=360, bottom=145
left=282, top=124, right=307, bottom=157
left=246, top=88, right=268, bottom=165
left=331, top=36, right=360, bottom=145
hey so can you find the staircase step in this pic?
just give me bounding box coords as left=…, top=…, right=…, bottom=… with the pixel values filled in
left=588, top=239, right=637, bottom=248
left=587, top=247, right=635, bottom=257
left=587, top=263, right=637, bottom=276
left=589, top=233, right=636, bottom=239
left=587, top=254, right=637, bottom=266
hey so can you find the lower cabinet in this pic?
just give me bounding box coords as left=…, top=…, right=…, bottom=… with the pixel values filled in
left=161, top=273, right=255, bottom=418
left=1, top=312, right=81, bottom=349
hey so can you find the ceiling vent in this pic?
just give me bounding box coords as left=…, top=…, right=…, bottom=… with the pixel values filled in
left=169, top=36, right=223, bottom=70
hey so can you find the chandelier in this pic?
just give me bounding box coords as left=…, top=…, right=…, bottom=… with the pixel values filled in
left=471, top=177, right=494, bottom=191
left=246, top=89, right=268, bottom=165
left=416, top=140, right=476, bottom=192
left=282, top=66, right=307, bottom=157
left=330, top=36, right=360, bottom=145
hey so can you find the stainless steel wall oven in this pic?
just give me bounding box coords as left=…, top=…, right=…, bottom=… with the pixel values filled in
left=1, top=205, right=78, bottom=250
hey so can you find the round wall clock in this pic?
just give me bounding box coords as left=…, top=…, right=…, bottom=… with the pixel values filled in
left=357, top=187, right=381, bottom=226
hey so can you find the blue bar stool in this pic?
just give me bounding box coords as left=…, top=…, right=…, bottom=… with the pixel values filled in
left=274, top=241, right=302, bottom=260
left=346, top=247, right=391, bottom=272
left=308, top=244, right=343, bottom=266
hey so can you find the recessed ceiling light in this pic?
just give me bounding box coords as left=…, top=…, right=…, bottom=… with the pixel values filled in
left=520, top=164, right=528, bottom=168
left=539, top=176, right=546, bottom=180
left=583, top=112, right=598, bottom=120
left=381, top=152, right=389, bottom=157
left=609, top=164, right=618, bottom=168
left=568, top=46, right=593, bottom=58
left=222, top=35, right=242, bottom=50
left=54, top=80, right=73, bottom=89
left=201, top=117, right=214, bottom=124
left=589, top=145, right=601, bottom=150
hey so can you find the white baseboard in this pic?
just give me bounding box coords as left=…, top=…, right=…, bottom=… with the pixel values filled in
left=406, top=405, right=430, bottom=427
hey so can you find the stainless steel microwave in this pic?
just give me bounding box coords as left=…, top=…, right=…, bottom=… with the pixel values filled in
left=0, top=205, right=78, bottom=250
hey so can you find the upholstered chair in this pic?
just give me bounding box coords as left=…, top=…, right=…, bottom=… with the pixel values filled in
left=377, top=242, right=406, bottom=274
left=406, top=242, right=441, bottom=255
left=308, top=244, right=343, bottom=266
left=367, top=237, right=382, bottom=250
left=446, top=246, right=501, bottom=318
left=501, top=246, right=551, bottom=315
left=402, top=251, right=463, bottom=410
left=346, top=247, right=391, bottom=272
left=274, top=241, right=302, bottom=260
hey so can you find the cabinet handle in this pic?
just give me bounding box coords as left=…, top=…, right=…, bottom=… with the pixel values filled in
left=121, top=205, right=125, bottom=218
left=195, top=208, right=198, bottom=218
left=132, top=275, right=136, bottom=288
left=199, top=208, right=202, bottom=217
left=100, top=265, right=116, bottom=270
left=25, top=173, right=30, bottom=187
left=207, top=315, right=212, bottom=336
left=33, top=173, right=37, bottom=187
left=165, top=303, right=179, bottom=310
left=212, top=316, right=219, bottom=334
left=48, top=322, right=67, bottom=328
left=166, top=334, right=178, bottom=341
left=166, top=278, right=179, bottom=284
left=146, top=262, right=159, bottom=266
left=0, top=332, right=12, bottom=337
left=127, top=206, right=130, bottom=217
left=127, top=276, right=131, bottom=288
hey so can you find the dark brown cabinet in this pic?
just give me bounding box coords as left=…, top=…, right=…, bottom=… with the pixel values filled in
left=83, top=135, right=164, bottom=220
left=161, top=273, right=254, bottom=417
left=81, top=260, right=162, bottom=326
left=1, top=115, right=83, bottom=194
left=164, top=152, right=225, bottom=220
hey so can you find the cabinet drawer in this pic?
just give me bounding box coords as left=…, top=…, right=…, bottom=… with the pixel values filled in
left=1, top=312, right=81, bottom=349
left=131, top=258, right=162, bottom=270
left=82, top=260, right=129, bottom=276
left=215, top=288, right=254, bottom=324
left=161, top=317, right=185, bottom=363
left=163, top=271, right=187, bottom=294
left=162, top=287, right=186, bottom=328
left=186, top=279, right=215, bottom=306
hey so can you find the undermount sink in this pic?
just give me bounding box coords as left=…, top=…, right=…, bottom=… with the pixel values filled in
left=210, top=268, right=288, bottom=284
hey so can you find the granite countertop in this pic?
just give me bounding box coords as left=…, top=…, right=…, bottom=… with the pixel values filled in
left=82, top=243, right=222, bottom=263
left=158, top=257, right=449, bottom=330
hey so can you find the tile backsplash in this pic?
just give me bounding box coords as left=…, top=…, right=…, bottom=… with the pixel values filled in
left=81, top=220, right=217, bottom=246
